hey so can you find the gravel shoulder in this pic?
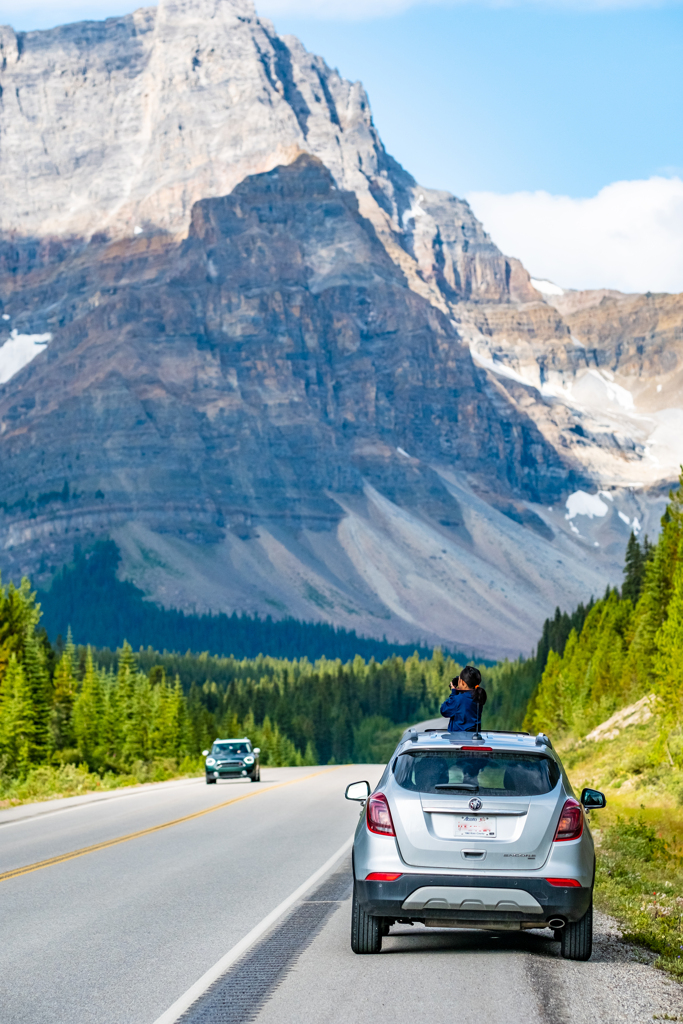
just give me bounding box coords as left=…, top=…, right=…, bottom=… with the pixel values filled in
left=252, top=903, right=683, bottom=1024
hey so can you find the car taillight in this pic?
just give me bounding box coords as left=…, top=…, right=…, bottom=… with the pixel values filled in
left=553, top=798, right=583, bottom=842
left=365, top=872, right=402, bottom=881
left=545, top=878, right=581, bottom=887
left=366, top=793, right=395, bottom=836
left=461, top=746, right=493, bottom=751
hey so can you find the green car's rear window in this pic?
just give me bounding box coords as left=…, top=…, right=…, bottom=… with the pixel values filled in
left=394, top=750, right=560, bottom=796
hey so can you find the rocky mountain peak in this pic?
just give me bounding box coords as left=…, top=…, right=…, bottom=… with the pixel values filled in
left=0, top=0, right=534, bottom=306
left=1, top=1, right=675, bottom=657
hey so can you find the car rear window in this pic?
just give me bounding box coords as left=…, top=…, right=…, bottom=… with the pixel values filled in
left=394, top=750, right=560, bottom=796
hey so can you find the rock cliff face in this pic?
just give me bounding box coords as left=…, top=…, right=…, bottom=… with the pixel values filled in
left=458, top=288, right=683, bottom=489
left=0, top=0, right=678, bottom=656
left=0, top=0, right=533, bottom=307
left=0, top=156, right=602, bottom=657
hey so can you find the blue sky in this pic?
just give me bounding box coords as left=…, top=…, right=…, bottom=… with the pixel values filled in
left=4, top=0, right=683, bottom=291
left=267, top=4, right=683, bottom=199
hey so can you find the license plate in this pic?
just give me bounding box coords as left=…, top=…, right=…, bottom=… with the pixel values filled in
left=455, top=815, right=496, bottom=837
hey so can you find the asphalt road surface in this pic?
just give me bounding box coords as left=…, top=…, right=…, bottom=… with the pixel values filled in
left=2, top=766, right=683, bottom=1024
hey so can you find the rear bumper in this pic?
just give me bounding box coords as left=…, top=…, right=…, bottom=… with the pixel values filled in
left=355, top=873, right=591, bottom=927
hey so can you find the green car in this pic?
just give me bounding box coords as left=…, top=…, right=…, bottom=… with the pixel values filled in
left=202, top=737, right=261, bottom=784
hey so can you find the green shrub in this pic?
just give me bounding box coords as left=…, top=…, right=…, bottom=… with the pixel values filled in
left=602, top=815, right=668, bottom=862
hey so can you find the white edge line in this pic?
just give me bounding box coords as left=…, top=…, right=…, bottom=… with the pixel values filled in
left=151, top=834, right=354, bottom=1024
left=0, top=778, right=208, bottom=829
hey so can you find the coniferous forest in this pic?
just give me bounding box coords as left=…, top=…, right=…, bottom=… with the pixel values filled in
left=38, top=541, right=470, bottom=665
left=525, top=472, right=682, bottom=741
left=1, top=472, right=680, bottom=801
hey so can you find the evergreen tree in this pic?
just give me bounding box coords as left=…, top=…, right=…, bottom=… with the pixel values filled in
left=73, top=647, right=104, bottom=768
left=653, top=541, right=683, bottom=731
left=622, top=532, right=645, bottom=604
left=50, top=640, right=77, bottom=754
left=525, top=469, right=683, bottom=739
left=21, top=627, right=51, bottom=762
left=0, top=654, right=32, bottom=776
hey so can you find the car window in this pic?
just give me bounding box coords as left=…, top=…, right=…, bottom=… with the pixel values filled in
left=211, top=743, right=251, bottom=755
left=394, top=750, right=560, bottom=796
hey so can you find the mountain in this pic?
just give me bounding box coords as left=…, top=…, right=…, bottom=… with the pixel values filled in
left=0, top=0, right=678, bottom=658
left=458, top=285, right=683, bottom=491
left=0, top=0, right=534, bottom=308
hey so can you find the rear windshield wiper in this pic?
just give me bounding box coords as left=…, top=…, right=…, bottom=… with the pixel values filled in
left=434, top=783, right=479, bottom=791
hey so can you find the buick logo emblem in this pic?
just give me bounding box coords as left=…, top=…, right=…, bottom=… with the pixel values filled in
left=469, top=798, right=482, bottom=811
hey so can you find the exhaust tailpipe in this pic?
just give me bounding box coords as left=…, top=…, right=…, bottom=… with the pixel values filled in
left=548, top=918, right=565, bottom=929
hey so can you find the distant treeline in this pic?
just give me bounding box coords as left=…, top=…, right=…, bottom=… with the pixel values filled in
left=525, top=472, right=682, bottom=741
left=479, top=601, right=594, bottom=732
left=4, top=485, right=672, bottom=788
left=38, top=541, right=472, bottom=665
left=0, top=576, right=465, bottom=778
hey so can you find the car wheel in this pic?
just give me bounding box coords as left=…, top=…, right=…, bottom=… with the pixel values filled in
left=250, top=772, right=259, bottom=783
left=560, top=900, right=592, bottom=961
left=351, top=881, right=382, bottom=954
left=206, top=777, right=216, bottom=785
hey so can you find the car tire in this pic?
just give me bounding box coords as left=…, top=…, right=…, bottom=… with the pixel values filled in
left=560, top=900, right=593, bottom=961
left=250, top=772, right=259, bottom=783
left=351, top=881, right=382, bottom=954
left=206, top=777, right=216, bottom=785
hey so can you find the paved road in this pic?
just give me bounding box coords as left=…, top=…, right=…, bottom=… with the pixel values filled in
left=3, top=766, right=683, bottom=1024
left=0, top=765, right=382, bottom=1024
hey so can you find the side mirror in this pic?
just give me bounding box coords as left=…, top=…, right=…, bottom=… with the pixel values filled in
left=202, top=750, right=209, bottom=757
left=345, top=781, right=371, bottom=802
left=253, top=748, right=260, bottom=755
left=581, top=787, right=606, bottom=809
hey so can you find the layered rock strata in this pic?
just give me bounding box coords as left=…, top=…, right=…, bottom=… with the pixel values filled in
left=0, top=0, right=679, bottom=655
left=0, top=0, right=535, bottom=307
left=0, top=157, right=604, bottom=657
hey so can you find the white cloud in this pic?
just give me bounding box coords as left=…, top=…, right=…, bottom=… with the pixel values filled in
left=467, top=176, right=683, bottom=294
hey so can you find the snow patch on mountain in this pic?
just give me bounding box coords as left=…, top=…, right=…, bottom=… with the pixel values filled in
left=0, top=331, right=51, bottom=384
left=565, top=491, right=610, bottom=520
left=531, top=278, right=564, bottom=296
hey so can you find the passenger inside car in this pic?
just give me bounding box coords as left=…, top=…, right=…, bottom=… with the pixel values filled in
left=413, top=758, right=450, bottom=791
left=394, top=751, right=560, bottom=795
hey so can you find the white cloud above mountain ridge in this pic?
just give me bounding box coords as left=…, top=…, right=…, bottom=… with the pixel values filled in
left=467, top=176, right=683, bottom=294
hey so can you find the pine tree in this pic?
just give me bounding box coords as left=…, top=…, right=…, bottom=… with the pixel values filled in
left=21, top=627, right=51, bottom=762
left=50, top=644, right=77, bottom=754
left=653, top=541, right=683, bottom=731
left=0, top=654, right=32, bottom=776
left=622, top=532, right=645, bottom=604
left=125, top=672, right=153, bottom=763
left=0, top=578, right=41, bottom=679
left=303, top=740, right=318, bottom=766
left=73, top=647, right=104, bottom=768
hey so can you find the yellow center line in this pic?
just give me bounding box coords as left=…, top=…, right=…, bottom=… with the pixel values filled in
left=0, top=767, right=339, bottom=884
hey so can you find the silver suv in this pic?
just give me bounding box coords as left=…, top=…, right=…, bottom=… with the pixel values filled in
left=345, top=728, right=605, bottom=960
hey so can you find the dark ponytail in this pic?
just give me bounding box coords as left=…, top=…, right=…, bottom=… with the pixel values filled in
left=472, top=686, right=487, bottom=707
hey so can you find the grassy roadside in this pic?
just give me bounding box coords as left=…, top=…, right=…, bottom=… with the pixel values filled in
left=563, top=719, right=683, bottom=980
left=0, top=757, right=205, bottom=808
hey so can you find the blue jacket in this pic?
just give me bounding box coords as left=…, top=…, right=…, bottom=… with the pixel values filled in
left=440, top=689, right=481, bottom=732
